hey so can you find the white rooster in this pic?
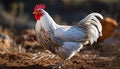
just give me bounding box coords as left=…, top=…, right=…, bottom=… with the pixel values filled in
left=33, top=4, right=103, bottom=68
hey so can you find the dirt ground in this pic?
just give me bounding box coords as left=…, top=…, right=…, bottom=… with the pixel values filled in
left=0, top=49, right=119, bottom=69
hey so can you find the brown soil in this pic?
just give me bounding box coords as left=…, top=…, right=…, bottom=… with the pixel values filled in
left=0, top=51, right=119, bottom=69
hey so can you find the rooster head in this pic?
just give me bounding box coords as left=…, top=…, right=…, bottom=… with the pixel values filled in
left=33, top=4, right=46, bottom=20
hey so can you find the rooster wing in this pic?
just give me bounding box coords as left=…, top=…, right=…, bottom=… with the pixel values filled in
left=54, top=26, right=88, bottom=44
left=54, top=13, right=103, bottom=45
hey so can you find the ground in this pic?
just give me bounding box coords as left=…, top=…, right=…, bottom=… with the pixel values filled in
left=0, top=49, right=119, bottom=69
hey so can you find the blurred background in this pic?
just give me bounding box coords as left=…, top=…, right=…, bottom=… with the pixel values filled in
left=0, top=0, right=120, bottom=34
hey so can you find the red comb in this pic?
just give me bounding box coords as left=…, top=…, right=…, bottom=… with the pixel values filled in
left=34, top=4, right=46, bottom=11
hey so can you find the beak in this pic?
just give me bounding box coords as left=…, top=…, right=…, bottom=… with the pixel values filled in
left=33, top=12, right=36, bottom=14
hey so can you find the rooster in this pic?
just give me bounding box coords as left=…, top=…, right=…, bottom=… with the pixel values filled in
left=33, top=4, right=103, bottom=68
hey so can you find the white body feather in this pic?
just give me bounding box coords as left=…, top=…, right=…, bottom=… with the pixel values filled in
left=35, top=10, right=103, bottom=60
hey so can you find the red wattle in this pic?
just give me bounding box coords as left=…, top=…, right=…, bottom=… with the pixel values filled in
left=35, top=14, right=41, bottom=20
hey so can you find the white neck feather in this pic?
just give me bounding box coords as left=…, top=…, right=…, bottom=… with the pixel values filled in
left=36, top=10, right=58, bottom=32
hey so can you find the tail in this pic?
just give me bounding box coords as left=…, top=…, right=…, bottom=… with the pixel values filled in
left=77, top=13, right=103, bottom=45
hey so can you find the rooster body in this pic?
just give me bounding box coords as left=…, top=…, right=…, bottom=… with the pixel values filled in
left=33, top=4, right=103, bottom=67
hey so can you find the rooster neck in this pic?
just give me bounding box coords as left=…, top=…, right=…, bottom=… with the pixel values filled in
left=36, top=10, right=58, bottom=32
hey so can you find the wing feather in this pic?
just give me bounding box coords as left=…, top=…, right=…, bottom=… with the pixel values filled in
left=54, top=26, right=88, bottom=42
